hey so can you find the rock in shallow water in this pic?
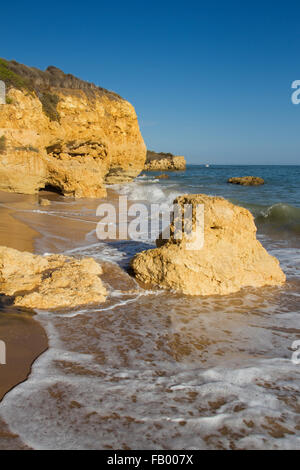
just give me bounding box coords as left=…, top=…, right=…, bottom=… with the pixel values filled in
left=156, top=173, right=170, bottom=179
left=131, top=194, right=285, bottom=296
left=39, top=198, right=51, bottom=206
left=228, top=176, right=264, bottom=186
left=0, top=247, right=107, bottom=309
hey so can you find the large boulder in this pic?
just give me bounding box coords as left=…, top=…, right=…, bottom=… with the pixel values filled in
left=0, top=247, right=107, bottom=309
left=131, top=194, right=285, bottom=296
left=228, top=176, right=264, bottom=186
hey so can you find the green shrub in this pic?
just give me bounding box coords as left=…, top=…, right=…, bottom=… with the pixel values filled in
left=0, top=58, right=33, bottom=93
left=5, top=96, right=13, bottom=104
left=40, top=92, right=60, bottom=122
left=0, top=59, right=60, bottom=121
left=0, top=136, right=6, bottom=153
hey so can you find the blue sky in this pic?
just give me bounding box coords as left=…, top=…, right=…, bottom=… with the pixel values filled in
left=2, top=0, right=300, bottom=164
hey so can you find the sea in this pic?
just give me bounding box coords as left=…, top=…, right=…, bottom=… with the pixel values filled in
left=0, top=164, right=299, bottom=449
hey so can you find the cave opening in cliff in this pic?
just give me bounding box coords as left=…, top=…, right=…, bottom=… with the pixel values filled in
left=40, top=184, right=64, bottom=195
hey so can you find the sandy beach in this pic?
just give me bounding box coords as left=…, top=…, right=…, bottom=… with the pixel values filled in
left=0, top=192, right=49, bottom=398
left=0, top=168, right=299, bottom=449
left=0, top=188, right=121, bottom=404
left=0, top=192, right=48, bottom=448
left=0, top=189, right=112, bottom=448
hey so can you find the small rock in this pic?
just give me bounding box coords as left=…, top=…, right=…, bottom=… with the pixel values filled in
left=156, top=174, right=169, bottom=179
left=228, top=176, right=264, bottom=186
left=39, top=198, right=51, bottom=206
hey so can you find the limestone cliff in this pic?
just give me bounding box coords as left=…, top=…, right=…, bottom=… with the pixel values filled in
left=131, top=194, right=285, bottom=296
left=0, top=59, right=146, bottom=197
left=145, top=150, right=186, bottom=171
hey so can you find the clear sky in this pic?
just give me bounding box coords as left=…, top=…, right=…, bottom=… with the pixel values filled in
left=2, top=0, right=300, bottom=164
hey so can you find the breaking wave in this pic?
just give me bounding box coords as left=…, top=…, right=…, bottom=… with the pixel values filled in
left=254, top=203, right=300, bottom=235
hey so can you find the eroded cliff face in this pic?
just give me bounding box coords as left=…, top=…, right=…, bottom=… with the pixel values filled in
left=145, top=150, right=186, bottom=171
left=0, top=61, right=146, bottom=197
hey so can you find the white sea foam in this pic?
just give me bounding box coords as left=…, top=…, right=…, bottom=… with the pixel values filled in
left=1, top=336, right=299, bottom=450
left=111, top=181, right=182, bottom=205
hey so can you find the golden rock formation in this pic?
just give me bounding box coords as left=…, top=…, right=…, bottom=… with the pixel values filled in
left=0, top=246, right=107, bottom=309
left=145, top=150, right=186, bottom=171
left=228, top=176, right=265, bottom=186
left=131, top=194, right=285, bottom=296
left=0, top=61, right=146, bottom=197
left=39, top=198, right=51, bottom=206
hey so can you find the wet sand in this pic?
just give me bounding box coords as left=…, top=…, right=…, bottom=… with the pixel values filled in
left=0, top=192, right=38, bottom=252
left=0, top=192, right=50, bottom=448
left=0, top=304, right=48, bottom=402
left=0, top=189, right=108, bottom=406
left=0, top=187, right=128, bottom=411
left=0, top=192, right=50, bottom=402
left=0, top=188, right=104, bottom=448
left=0, top=302, right=48, bottom=449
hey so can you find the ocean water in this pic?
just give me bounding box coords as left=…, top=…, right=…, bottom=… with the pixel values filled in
left=0, top=165, right=299, bottom=450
